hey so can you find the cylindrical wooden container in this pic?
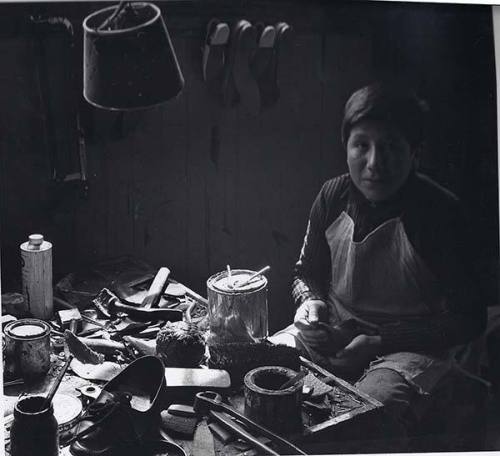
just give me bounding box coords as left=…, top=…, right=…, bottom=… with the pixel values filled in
left=20, top=234, right=53, bottom=320
left=4, top=319, right=52, bottom=379
left=206, top=269, right=268, bottom=346
left=244, top=366, right=303, bottom=434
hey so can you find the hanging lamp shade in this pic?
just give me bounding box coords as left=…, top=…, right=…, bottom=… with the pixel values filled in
left=83, top=2, right=184, bottom=110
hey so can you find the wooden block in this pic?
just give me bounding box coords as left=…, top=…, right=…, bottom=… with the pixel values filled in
left=164, top=368, right=231, bottom=389
left=160, top=410, right=197, bottom=438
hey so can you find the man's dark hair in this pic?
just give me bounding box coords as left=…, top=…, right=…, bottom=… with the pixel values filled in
left=341, top=82, right=429, bottom=148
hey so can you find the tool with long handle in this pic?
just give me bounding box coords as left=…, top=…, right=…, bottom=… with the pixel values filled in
left=194, top=391, right=306, bottom=455
left=209, top=410, right=279, bottom=456
left=39, top=354, right=73, bottom=411
left=142, top=267, right=170, bottom=308
left=108, top=298, right=182, bottom=322
left=39, top=314, right=79, bottom=411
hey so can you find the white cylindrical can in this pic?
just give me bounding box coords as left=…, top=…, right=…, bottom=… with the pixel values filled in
left=20, top=234, right=53, bottom=320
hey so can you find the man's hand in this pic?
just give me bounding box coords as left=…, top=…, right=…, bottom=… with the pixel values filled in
left=335, top=334, right=382, bottom=365
left=293, top=299, right=328, bottom=348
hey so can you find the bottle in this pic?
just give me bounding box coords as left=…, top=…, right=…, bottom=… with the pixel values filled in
left=10, top=395, right=59, bottom=456
left=20, top=234, right=53, bottom=320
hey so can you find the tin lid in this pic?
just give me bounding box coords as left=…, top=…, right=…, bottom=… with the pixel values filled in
left=53, top=394, right=82, bottom=430
left=6, top=319, right=50, bottom=339
left=211, top=270, right=267, bottom=293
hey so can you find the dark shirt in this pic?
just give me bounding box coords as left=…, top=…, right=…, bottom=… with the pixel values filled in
left=292, top=171, right=487, bottom=354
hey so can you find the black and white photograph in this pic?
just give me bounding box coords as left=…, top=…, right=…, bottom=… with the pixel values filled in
left=0, top=0, right=499, bottom=455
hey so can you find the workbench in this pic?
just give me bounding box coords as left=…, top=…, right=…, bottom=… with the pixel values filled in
left=4, top=354, right=385, bottom=456
left=3, top=258, right=385, bottom=455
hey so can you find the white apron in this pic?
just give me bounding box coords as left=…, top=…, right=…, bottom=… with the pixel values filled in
left=326, top=210, right=455, bottom=393
left=274, top=210, right=455, bottom=394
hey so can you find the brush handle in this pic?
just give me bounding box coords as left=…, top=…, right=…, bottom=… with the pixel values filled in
left=234, top=266, right=271, bottom=288
left=40, top=354, right=73, bottom=411
left=279, top=370, right=307, bottom=390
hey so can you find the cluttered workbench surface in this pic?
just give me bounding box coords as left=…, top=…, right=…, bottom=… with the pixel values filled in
left=3, top=257, right=383, bottom=456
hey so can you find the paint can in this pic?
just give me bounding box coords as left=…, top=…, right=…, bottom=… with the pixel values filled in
left=244, top=366, right=303, bottom=434
left=206, top=269, right=268, bottom=346
left=20, top=234, right=53, bottom=320
left=4, top=319, right=51, bottom=379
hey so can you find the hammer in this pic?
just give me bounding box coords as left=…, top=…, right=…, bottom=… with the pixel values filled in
left=58, top=308, right=82, bottom=334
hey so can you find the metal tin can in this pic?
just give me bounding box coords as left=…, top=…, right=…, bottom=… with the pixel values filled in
left=53, top=393, right=83, bottom=444
left=20, top=234, right=53, bottom=320
left=4, top=319, right=51, bottom=379
left=10, top=394, right=59, bottom=456
left=206, top=269, right=268, bottom=346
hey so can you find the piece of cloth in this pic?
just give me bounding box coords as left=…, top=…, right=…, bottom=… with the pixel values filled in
left=292, top=171, right=487, bottom=354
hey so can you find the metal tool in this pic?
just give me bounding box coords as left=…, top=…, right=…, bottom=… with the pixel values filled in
left=39, top=354, right=73, bottom=411
left=109, top=299, right=182, bottom=322
left=93, top=288, right=182, bottom=322
left=58, top=308, right=82, bottom=333
left=209, top=410, right=278, bottom=456
left=193, top=391, right=306, bottom=455
left=80, top=314, right=108, bottom=329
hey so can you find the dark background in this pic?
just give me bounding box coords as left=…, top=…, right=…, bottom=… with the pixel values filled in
left=0, top=1, right=498, bottom=332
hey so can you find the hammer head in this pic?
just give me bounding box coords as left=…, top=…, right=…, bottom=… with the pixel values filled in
left=58, top=308, right=82, bottom=332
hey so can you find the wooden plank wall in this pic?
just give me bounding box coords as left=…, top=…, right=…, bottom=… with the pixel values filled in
left=71, top=5, right=375, bottom=330
left=0, top=1, right=497, bottom=330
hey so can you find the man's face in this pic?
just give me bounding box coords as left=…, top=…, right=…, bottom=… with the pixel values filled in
left=346, top=119, right=415, bottom=202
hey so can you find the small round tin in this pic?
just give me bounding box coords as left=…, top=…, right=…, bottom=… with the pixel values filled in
left=52, top=393, right=83, bottom=443
left=4, top=319, right=51, bottom=379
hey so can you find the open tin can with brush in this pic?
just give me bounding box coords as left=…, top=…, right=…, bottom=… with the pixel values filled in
left=10, top=394, right=59, bottom=456
left=4, top=319, right=51, bottom=379
left=207, top=269, right=268, bottom=346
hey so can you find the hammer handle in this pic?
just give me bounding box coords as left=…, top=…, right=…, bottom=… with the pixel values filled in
left=142, top=267, right=170, bottom=308
left=111, top=301, right=182, bottom=322
left=69, top=319, right=78, bottom=333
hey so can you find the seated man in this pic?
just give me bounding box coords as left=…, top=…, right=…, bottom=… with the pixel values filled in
left=270, top=82, right=487, bottom=442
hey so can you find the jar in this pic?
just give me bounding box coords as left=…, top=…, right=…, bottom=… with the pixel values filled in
left=4, top=319, right=51, bottom=379
left=10, top=395, right=59, bottom=456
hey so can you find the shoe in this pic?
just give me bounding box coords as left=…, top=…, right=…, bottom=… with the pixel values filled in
left=70, top=355, right=166, bottom=456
